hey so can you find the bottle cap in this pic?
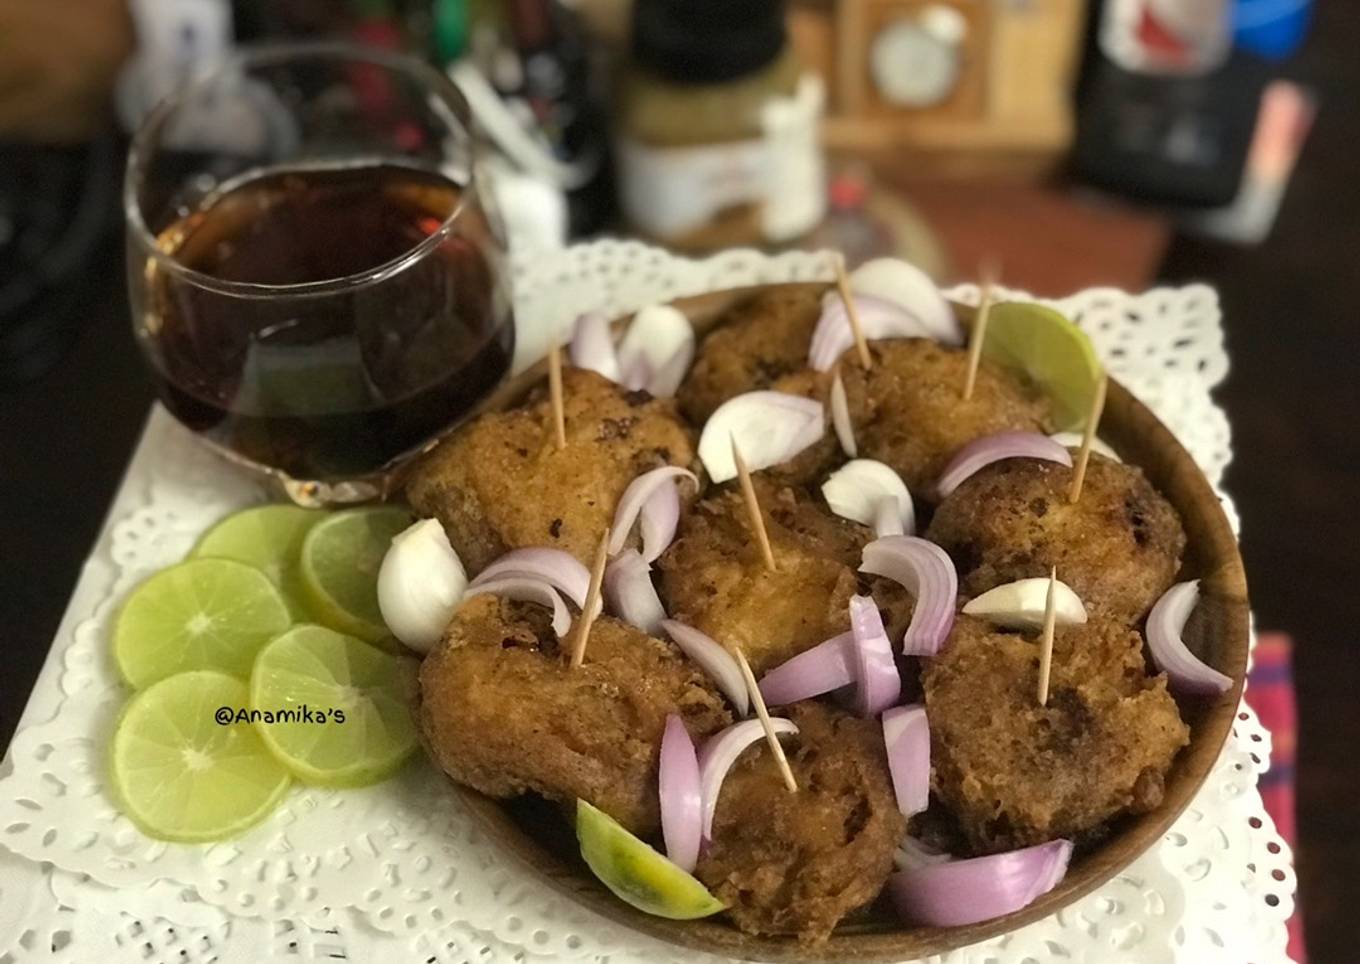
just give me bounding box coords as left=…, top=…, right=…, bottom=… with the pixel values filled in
left=632, top=0, right=787, bottom=84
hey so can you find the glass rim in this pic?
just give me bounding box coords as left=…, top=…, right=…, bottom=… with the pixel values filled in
left=124, top=40, right=481, bottom=299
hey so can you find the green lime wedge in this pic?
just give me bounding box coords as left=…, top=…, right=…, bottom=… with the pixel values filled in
left=981, top=302, right=1104, bottom=431
left=249, top=624, right=418, bottom=787
left=192, top=504, right=325, bottom=620
left=110, top=670, right=291, bottom=842
left=576, top=800, right=726, bottom=920
left=114, top=559, right=292, bottom=689
left=298, top=507, right=412, bottom=645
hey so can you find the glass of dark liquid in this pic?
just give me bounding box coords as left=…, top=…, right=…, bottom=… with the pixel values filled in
left=125, top=43, right=514, bottom=504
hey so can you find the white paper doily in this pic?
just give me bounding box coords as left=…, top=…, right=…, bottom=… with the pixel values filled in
left=0, top=242, right=1294, bottom=964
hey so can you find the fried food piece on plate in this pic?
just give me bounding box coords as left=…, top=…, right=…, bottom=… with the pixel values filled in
left=678, top=286, right=827, bottom=424
left=922, top=615, right=1189, bottom=854
left=405, top=368, right=695, bottom=573
left=418, top=595, right=731, bottom=836
left=696, top=700, right=906, bottom=943
left=925, top=452, right=1186, bottom=623
left=838, top=339, right=1050, bottom=496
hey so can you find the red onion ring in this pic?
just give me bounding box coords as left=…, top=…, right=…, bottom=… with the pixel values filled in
left=809, top=294, right=945, bottom=372
left=568, top=311, right=621, bottom=381
left=660, top=619, right=750, bottom=716
left=882, top=704, right=929, bottom=817
left=620, top=353, right=653, bottom=392
left=617, top=305, right=695, bottom=399
left=888, top=838, right=1073, bottom=928
left=757, top=632, right=855, bottom=707
left=471, top=548, right=593, bottom=611
left=822, top=459, right=916, bottom=536
left=849, top=595, right=901, bottom=716
left=830, top=369, right=856, bottom=457
left=1146, top=580, right=1233, bottom=695
left=697, top=391, right=824, bottom=483
left=936, top=432, right=1074, bottom=499
left=696, top=717, right=799, bottom=841
left=602, top=550, right=667, bottom=636
left=608, top=466, right=698, bottom=561
left=860, top=536, right=958, bottom=656
left=659, top=714, right=702, bottom=873
left=462, top=577, right=572, bottom=638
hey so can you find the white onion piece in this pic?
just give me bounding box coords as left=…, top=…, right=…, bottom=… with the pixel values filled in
left=568, top=311, right=621, bottom=381
left=845, top=257, right=960, bottom=344
left=377, top=519, right=468, bottom=653
left=809, top=294, right=939, bottom=371
left=660, top=619, right=750, bottom=716
left=603, top=550, right=667, bottom=636
left=659, top=714, right=702, bottom=873
left=888, top=839, right=1073, bottom=928
left=608, top=466, right=698, bottom=561
left=936, top=431, right=1074, bottom=499
left=893, top=835, right=950, bottom=871
left=822, top=459, right=916, bottom=536
left=697, top=717, right=799, bottom=841
left=463, top=577, right=572, bottom=638
left=849, top=595, right=901, bottom=716
left=962, top=577, right=1088, bottom=630
left=617, top=305, right=695, bottom=398
left=757, top=632, right=855, bottom=706
left=472, top=547, right=593, bottom=610
left=882, top=704, right=929, bottom=818
left=1146, top=580, right=1233, bottom=695
left=829, top=369, right=856, bottom=457
left=860, top=536, right=958, bottom=656
left=620, top=353, right=653, bottom=392
left=1050, top=431, right=1121, bottom=462
left=698, top=391, right=824, bottom=483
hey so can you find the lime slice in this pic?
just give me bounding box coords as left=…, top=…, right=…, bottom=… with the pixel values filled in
left=110, top=670, right=291, bottom=842
left=298, top=507, right=412, bottom=644
left=192, top=504, right=324, bottom=620
left=114, top=559, right=292, bottom=689
left=981, top=302, right=1104, bottom=431
left=576, top=800, right=726, bottom=920
left=249, top=624, right=419, bottom=786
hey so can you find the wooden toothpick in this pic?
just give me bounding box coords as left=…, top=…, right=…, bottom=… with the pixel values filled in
left=568, top=528, right=610, bottom=668
left=833, top=255, right=873, bottom=371
left=1036, top=567, right=1058, bottom=706
left=1067, top=373, right=1109, bottom=504
left=963, top=259, right=999, bottom=400
left=729, top=644, right=798, bottom=793
left=730, top=434, right=776, bottom=572
left=548, top=342, right=567, bottom=451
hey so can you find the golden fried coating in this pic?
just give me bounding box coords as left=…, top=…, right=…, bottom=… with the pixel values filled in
left=677, top=286, right=828, bottom=424
left=838, top=339, right=1051, bottom=495
left=925, top=453, right=1186, bottom=623
left=405, top=368, right=695, bottom=573
left=418, top=595, right=731, bottom=836
left=696, top=701, right=906, bottom=943
left=922, top=615, right=1188, bottom=854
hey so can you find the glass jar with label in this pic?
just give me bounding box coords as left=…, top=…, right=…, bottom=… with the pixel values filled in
left=615, top=0, right=826, bottom=251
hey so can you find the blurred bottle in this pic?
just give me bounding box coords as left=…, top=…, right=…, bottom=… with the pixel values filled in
left=1099, top=0, right=1234, bottom=76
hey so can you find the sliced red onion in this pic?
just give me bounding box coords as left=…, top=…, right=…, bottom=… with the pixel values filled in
left=698, top=391, right=824, bottom=484
left=462, top=577, right=572, bottom=638
left=809, top=294, right=940, bottom=371
left=697, top=717, right=799, bottom=841
left=659, top=714, right=702, bottom=873
left=1146, top=580, right=1233, bottom=695
left=888, top=839, right=1073, bottom=928
left=660, top=619, right=750, bottom=716
left=830, top=369, right=856, bottom=457
left=936, top=432, right=1073, bottom=499
left=844, top=257, right=961, bottom=345
left=620, top=353, right=653, bottom=392
left=617, top=305, right=695, bottom=399
left=1050, top=430, right=1121, bottom=462
left=962, top=576, right=1088, bottom=630
left=608, top=466, right=698, bottom=562
left=822, top=459, right=916, bottom=536
left=757, top=632, right=855, bottom=706
left=472, top=548, right=594, bottom=612
left=568, top=311, right=621, bottom=381
left=860, top=536, right=958, bottom=656
left=849, top=595, right=901, bottom=716
left=893, top=835, right=950, bottom=871
left=882, top=704, right=929, bottom=818
left=602, top=550, right=667, bottom=636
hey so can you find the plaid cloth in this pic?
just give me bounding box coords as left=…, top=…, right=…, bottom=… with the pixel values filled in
left=1245, top=632, right=1305, bottom=963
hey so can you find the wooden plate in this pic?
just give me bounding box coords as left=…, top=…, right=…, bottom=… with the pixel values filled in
left=444, top=284, right=1250, bottom=963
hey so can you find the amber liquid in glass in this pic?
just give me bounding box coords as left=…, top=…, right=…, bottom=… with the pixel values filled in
left=140, top=162, right=513, bottom=481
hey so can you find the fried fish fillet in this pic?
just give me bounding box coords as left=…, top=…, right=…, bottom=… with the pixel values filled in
left=925, top=452, right=1186, bottom=623
left=405, top=368, right=695, bottom=573
left=696, top=701, right=906, bottom=943
left=417, top=595, right=731, bottom=836
left=922, top=615, right=1189, bottom=854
